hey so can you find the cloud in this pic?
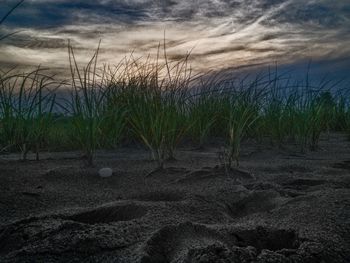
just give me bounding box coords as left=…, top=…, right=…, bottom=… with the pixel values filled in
left=0, top=0, right=349, bottom=79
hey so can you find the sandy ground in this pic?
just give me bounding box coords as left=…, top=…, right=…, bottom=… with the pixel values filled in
left=0, top=134, right=350, bottom=262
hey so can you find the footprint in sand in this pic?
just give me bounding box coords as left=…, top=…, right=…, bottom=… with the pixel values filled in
left=67, top=202, right=148, bottom=225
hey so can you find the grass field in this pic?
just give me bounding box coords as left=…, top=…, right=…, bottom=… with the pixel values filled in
left=0, top=44, right=349, bottom=167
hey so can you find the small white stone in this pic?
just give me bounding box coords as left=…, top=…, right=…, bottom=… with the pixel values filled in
left=98, top=167, right=113, bottom=178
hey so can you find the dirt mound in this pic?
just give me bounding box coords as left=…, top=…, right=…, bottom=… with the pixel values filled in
left=140, top=223, right=325, bottom=263
left=67, top=203, right=147, bottom=224
left=186, top=244, right=256, bottom=263
left=0, top=215, right=146, bottom=261
left=222, top=190, right=288, bottom=218
left=140, top=222, right=233, bottom=263
left=185, top=226, right=325, bottom=263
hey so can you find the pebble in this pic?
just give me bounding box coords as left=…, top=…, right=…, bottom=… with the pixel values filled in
left=98, top=168, right=113, bottom=178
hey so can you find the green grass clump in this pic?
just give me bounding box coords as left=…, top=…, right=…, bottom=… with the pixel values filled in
left=258, top=74, right=348, bottom=152
left=66, top=42, right=125, bottom=166
left=128, top=90, right=187, bottom=168
left=0, top=68, right=56, bottom=160
left=261, top=97, right=291, bottom=146
left=45, top=115, right=79, bottom=151
left=186, top=83, right=223, bottom=147
left=120, top=55, right=191, bottom=168
left=223, top=84, right=262, bottom=167
left=279, top=90, right=339, bottom=152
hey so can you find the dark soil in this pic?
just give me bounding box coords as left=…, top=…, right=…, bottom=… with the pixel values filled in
left=0, top=133, right=350, bottom=262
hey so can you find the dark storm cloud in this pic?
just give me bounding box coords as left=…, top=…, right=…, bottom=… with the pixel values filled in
left=265, top=1, right=350, bottom=28
left=0, top=0, right=151, bottom=27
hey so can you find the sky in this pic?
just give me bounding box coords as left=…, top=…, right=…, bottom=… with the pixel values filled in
left=0, top=0, right=349, bottom=84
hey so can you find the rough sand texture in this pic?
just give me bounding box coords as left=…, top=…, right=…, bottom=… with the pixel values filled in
left=0, top=134, right=349, bottom=262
